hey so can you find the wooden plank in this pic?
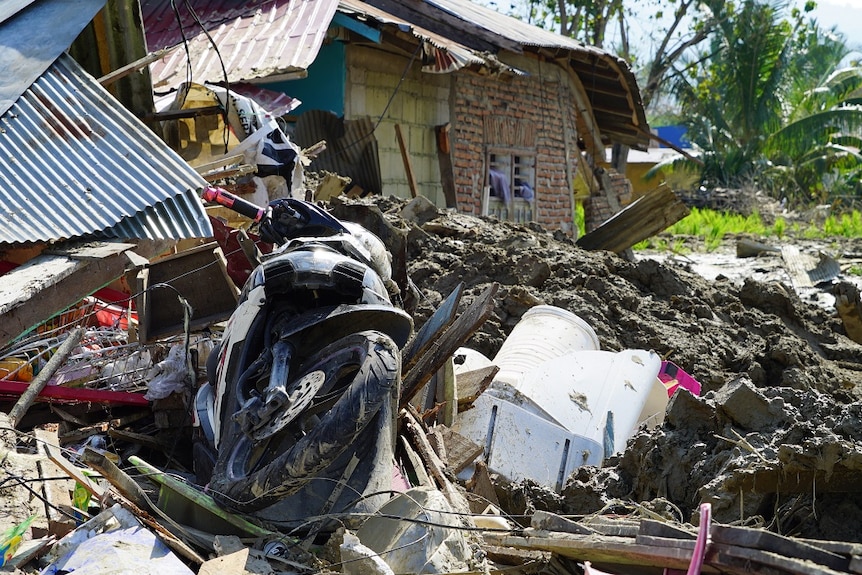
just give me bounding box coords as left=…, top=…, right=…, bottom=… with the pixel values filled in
left=394, top=123, right=419, bottom=198
left=36, top=457, right=77, bottom=538
left=482, top=529, right=703, bottom=572
left=436, top=123, right=457, bottom=208
left=40, top=429, right=105, bottom=500
left=465, top=460, right=500, bottom=513
left=435, top=425, right=484, bottom=475
left=80, top=447, right=151, bottom=512
left=136, top=242, right=238, bottom=343
left=401, top=282, right=498, bottom=409
left=635, top=534, right=696, bottom=550
left=638, top=518, right=696, bottom=540
left=576, top=186, right=690, bottom=253
left=456, top=365, right=499, bottom=409
left=711, top=542, right=848, bottom=575
left=402, top=282, right=464, bottom=372
left=711, top=524, right=847, bottom=571
left=0, top=240, right=172, bottom=349
left=531, top=511, right=597, bottom=535
left=798, top=539, right=862, bottom=557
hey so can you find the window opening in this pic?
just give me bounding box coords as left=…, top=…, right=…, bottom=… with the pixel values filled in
left=485, top=149, right=536, bottom=223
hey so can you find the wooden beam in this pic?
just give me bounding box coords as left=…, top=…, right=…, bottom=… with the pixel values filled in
left=576, top=186, right=690, bottom=254
left=394, top=123, right=419, bottom=198
left=436, top=123, right=457, bottom=208
left=557, top=58, right=605, bottom=159
left=401, top=283, right=498, bottom=409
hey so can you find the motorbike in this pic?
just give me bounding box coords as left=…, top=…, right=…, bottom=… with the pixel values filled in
left=192, top=187, right=413, bottom=527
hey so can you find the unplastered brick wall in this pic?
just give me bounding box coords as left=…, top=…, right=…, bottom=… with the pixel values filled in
left=345, top=46, right=451, bottom=206
left=450, top=58, right=580, bottom=234
left=584, top=168, right=633, bottom=232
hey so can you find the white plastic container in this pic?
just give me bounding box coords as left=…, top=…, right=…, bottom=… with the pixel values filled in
left=455, top=348, right=668, bottom=491
left=492, top=305, right=600, bottom=387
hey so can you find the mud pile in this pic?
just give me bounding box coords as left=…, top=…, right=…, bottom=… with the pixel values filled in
left=338, top=195, right=862, bottom=543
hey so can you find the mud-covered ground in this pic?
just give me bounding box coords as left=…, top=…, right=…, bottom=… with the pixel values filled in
left=334, top=195, right=862, bottom=542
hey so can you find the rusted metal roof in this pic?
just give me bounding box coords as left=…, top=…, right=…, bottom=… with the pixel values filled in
left=337, top=0, right=501, bottom=74
left=0, top=53, right=212, bottom=244
left=141, top=0, right=339, bottom=90
left=140, top=0, right=647, bottom=149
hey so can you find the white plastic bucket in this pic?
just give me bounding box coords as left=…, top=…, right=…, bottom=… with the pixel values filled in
left=492, top=305, right=600, bottom=386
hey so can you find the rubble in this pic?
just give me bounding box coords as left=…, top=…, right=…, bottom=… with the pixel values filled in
left=4, top=191, right=862, bottom=575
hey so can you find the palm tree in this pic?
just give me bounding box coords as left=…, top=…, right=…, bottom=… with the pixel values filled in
left=655, top=0, right=862, bottom=207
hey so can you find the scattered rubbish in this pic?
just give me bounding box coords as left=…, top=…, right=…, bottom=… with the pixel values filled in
left=144, top=344, right=191, bottom=401
left=353, top=486, right=476, bottom=574
left=736, top=238, right=781, bottom=258
left=491, top=305, right=600, bottom=387
left=1, top=514, right=36, bottom=567
left=40, top=504, right=194, bottom=575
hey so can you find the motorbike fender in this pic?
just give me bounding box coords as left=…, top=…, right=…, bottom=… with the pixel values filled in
left=213, top=284, right=267, bottom=444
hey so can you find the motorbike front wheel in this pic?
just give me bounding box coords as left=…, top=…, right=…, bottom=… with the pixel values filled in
left=208, top=330, right=400, bottom=512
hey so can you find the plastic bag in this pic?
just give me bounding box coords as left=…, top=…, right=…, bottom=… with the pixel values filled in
left=144, top=345, right=189, bottom=401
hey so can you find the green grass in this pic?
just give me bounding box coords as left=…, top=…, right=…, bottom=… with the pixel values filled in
left=635, top=207, right=862, bottom=252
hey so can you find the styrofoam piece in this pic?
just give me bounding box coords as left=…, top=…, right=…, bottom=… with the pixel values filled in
left=454, top=393, right=603, bottom=491
left=492, top=305, right=599, bottom=386
left=451, top=347, right=493, bottom=375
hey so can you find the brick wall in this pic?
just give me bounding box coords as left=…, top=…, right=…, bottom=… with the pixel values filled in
left=344, top=45, right=629, bottom=237
left=450, top=57, right=580, bottom=235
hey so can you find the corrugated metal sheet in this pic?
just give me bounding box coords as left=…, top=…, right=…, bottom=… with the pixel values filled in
left=0, top=0, right=107, bottom=117
left=337, top=0, right=496, bottom=74
left=293, top=110, right=381, bottom=194
left=0, top=53, right=213, bottom=244
left=142, top=0, right=339, bottom=91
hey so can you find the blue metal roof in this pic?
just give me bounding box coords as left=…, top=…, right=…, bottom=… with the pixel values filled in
left=0, top=0, right=107, bottom=117
left=0, top=53, right=213, bottom=244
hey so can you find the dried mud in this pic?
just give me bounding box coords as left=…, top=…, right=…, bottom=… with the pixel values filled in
left=346, top=195, right=862, bottom=543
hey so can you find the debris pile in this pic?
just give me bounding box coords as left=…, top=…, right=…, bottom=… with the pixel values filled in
left=4, top=196, right=862, bottom=575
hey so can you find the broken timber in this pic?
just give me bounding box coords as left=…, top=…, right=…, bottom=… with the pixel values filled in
left=400, top=282, right=498, bottom=409
left=482, top=511, right=858, bottom=575
left=0, top=240, right=173, bottom=349
left=576, top=186, right=690, bottom=254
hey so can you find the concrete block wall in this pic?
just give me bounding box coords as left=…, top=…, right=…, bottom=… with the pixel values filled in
left=345, top=46, right=451, bottom=206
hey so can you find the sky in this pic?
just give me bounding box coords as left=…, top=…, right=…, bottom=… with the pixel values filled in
left=481, top=0, right=862, bottom=60
left=806, top=0, right=862, bottom=56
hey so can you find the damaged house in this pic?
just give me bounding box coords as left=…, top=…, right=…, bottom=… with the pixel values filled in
left=138, top=0, right=650, bottom=236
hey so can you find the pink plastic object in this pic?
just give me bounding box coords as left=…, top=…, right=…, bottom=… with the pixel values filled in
left=687, top=503, right=712, bottom=575
left=663, top=502, right=712, bottom=575
left=659, top=361, right=702, bottom=397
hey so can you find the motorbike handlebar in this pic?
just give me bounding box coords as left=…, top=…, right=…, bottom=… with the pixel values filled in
left=202, top=187, right=267, bottom=222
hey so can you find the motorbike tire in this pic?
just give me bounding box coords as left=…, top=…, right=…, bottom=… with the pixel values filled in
left=209, top=330, right=400, bottom=512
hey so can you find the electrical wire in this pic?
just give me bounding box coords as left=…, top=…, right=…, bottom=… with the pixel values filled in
left=182, top=0, right=232, bottom=153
